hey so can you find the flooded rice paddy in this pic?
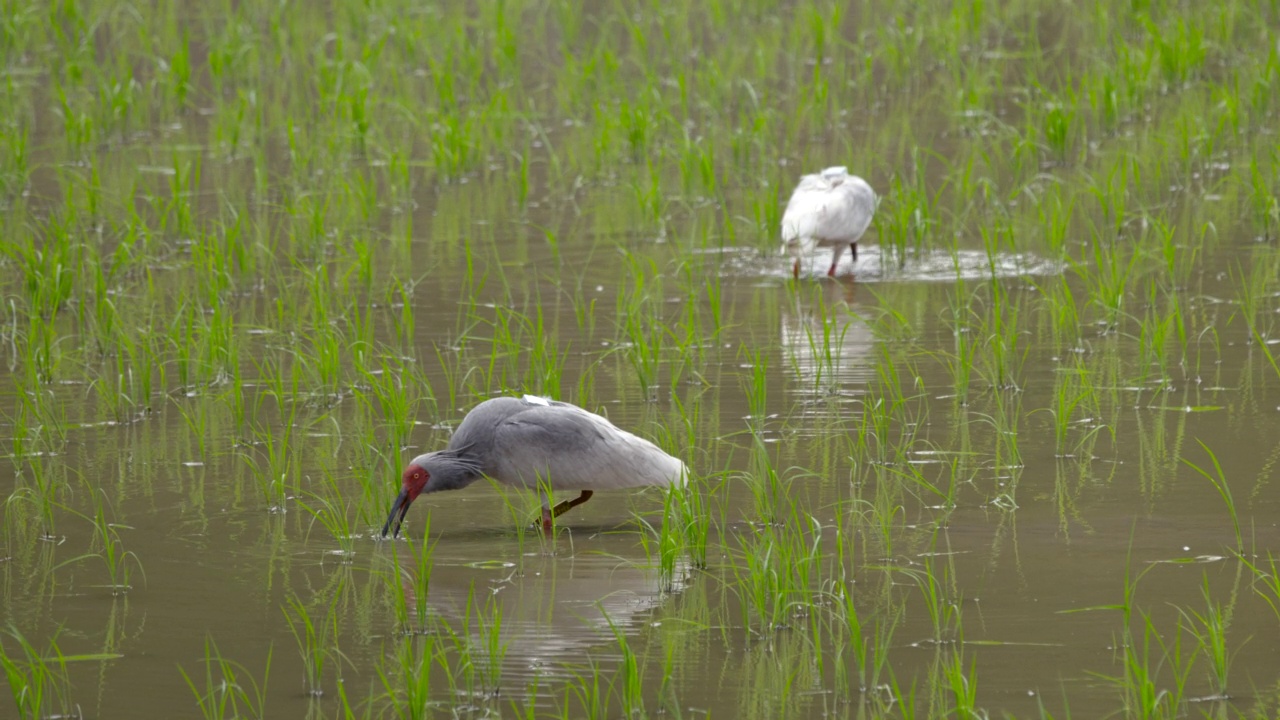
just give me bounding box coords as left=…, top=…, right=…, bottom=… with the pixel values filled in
left=4, top=1, right=1280, bottom=718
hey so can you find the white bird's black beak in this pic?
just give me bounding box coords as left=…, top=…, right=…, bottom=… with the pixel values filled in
left=382, top=488, right=411, bottom=538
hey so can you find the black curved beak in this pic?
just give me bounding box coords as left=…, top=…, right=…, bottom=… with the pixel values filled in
left=381, top=487, right=411, bottom=538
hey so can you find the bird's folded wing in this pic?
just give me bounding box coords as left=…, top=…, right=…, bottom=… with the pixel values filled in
left=781, top=187, right=831, bottom=245
left=489, top=405, right=683, bottom=490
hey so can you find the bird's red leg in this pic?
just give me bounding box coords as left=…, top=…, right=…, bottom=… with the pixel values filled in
left=827, top=261, right=838, bottom=276
left=792, top=258, right=800, bottom=279
left=552, top=490, right=594, bottom=519
left=540, top=504, right=554, bottom=534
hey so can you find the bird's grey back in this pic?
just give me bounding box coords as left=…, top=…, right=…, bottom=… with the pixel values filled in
left=454, top=396, right=685, bottom=491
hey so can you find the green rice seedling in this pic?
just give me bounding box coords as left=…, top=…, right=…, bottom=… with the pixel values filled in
left=1038, top=192, right=1077, bottom=259
left=736, top=628, right=818, bottom=718
left=1181, top=441, right=1242, bottom=553
left=10, top=451, right=65, bottom=538
left=438, top=583, right=507, bottom=700
left=283, top=591, right=344, bottom=697
left=0, top=126, right=30, bottom=200
left=472, top=590, right=507, bottom=698
left=2, top=621, right=124, bottom=718
left=1248, top=154, right=1279, bottom=238
left=52, top=81, right=94, bottom=154
left=1106, top=607, right=1194, bottom=719
left=87, top=488, right=141, bottom=594
left=971, top=388, right=1024, bottom=470
left=1151, top=15, right=1206, bottom=87
left=1234, top=258, right=1280, bottom=378
left=333, top=674, right=381, bottom=720
left=1043, top=361, right=1106, bottom=458
left=731, top=528, right=786, bottom=634
left=974, top=283, right=1027, bottom=391
left=506, top=674, right=544, bottom=720
left=671, top=470, right=711, bottom=571
left=174, top=395, right=212, bottom=460
left=878, top=157, right=939, bottom=266
left=939, top=289, right=977, bottom=405
left=1073, top=552, right=1194, bottom=718
left=899, top=551, right=962, bottom=645
left=743, top=439, right=789, bottom=525
left=240, top=423, right=293, bottom=512
left=730, top=510, right=824, bottom=635
left=615, top=261, right=665, bottom=402
left=635, top=504, right=681, bottom=595
left=525, top=304, right=570, bottom=399
left=355, top=357, right=433, bottom=472
left=561, top=658, right=609, bottom=720
left=56, top=485, right=143, bottom=595
left=488, top=478, right=541, bottom=556
left=829, top=509, right=867, bottom=692
left=942, top=645, right=983, bottom=720
left=1084, top=155, right=1134, bottom=246
left=1041, top=102, right=1073, bottom=162
left=2, top=231, right=75, bottom=326
left=299, top=480, right=357, bottom=562
left=0, top=626, right=75, bottom=720
left=1135, top=283, right=1177, bottom=390
left=1239, top=551, right=1280, bottom=627
left=855, top=458, right=906, bottom=556
left=179, top=637, right=273, bottom=720
left=1175, top=573, right=1236, bottom=701
left=383, top=540, right=414, bottom=634
left=603, top=614, right=646, bottom=718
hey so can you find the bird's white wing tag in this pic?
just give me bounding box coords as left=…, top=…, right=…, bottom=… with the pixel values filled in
left=522, top=394, right=551, bottom=406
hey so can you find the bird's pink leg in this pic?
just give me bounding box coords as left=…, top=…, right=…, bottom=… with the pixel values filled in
left=792, top=258, right=801, bottom=279
left=540, top=503, right=554, bottom=534
left=827, top=244, right=847, bottom=277
left=831, top=243, right=859, bottom=277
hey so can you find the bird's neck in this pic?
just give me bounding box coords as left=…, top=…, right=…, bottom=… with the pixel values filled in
left=432, top=449, right=485, bottom=491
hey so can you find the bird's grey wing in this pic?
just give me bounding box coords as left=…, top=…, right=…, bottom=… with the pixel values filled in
left=488, top=405, right=683, bottom=490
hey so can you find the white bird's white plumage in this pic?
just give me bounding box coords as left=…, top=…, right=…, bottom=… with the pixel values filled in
left=781, top=166, right=876, bottom=277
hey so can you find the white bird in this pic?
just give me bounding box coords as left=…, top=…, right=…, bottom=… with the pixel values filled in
left=781, top=166, right=876, bottom=278
left=382, top=395, right=687, bottom=536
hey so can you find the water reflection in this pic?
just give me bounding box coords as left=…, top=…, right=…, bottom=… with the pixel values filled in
left=722, top=244, right=1064, bottom=282
left=392, top=537, right=685, bottom=682
left=781, top=280, right=875, bottom=411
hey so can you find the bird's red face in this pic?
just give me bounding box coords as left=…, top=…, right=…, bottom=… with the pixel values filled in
left=402, top=463, right=429, bottom=498
left=381, top=463, right=430, bottom=538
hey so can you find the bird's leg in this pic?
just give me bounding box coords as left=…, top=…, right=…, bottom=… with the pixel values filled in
left=551, top=490, right=594, bottom=518
left=792, top=257, right=801, bottom=279
left=827, top=243, right=848, bottom=277
left=536, top=489, right=554, bottom=534
left=850, top=243, right=857, bottom=262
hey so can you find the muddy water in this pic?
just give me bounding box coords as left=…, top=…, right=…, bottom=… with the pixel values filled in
left=7, top=217, right=1280, bottom=719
